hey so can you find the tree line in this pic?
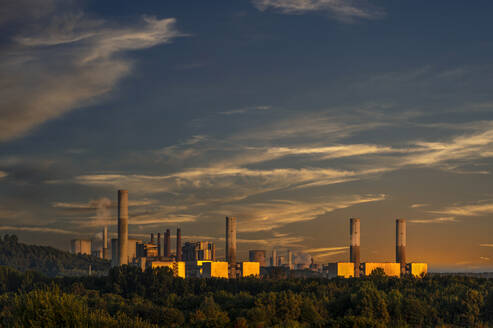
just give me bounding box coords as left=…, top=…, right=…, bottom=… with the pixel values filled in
left=0, top=234, right=110, bottom=277
left=0, top=264, right=492, bottom=327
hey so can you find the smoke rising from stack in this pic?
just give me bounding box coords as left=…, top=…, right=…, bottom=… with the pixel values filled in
left=294, top=252, right=312, bottom=269
left=350, top=218, right=360, bottom=277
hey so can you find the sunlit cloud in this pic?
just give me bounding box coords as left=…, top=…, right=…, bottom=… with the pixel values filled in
left=408, top=217, right=457, bottom=224
left=432, top=202, right=493, bottom=217
left=312, top=250, right=346, bottom=259
left=411, top=203, right=428, bottom=208
left=480, top=244, right=493, bottom=247
left=0, top=171, right=7, bottom=179
left=220, top=194, right=386, bottom=232
left=305, top=246, right=348, bottom=253
left=0, top=2, right=182, bottom=142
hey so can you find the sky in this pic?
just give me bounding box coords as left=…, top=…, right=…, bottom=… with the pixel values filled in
left=1, top=0, right=493, bottom=272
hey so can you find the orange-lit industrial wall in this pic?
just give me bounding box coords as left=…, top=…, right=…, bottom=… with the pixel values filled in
left=202, top=261, right=229, bottom=278
left=362, top=263, right=400, bottom=277
left=240, top=262, right=260, bottom=277
left=409, top=263, right=428, bottom=277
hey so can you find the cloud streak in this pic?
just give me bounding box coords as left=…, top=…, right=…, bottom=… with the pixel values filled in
left=408, top=217, right=457, bottom=224
left=252, top=0, right=385, bottom=22
left=0, top=4, right=181, bottom=142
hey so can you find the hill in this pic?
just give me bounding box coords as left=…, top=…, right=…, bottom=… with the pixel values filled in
left=0, top=234, right=110, bottom=277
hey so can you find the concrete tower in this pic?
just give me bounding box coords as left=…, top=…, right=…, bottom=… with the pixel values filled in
left=288, top=250, right=293, bottom=270
left=271, top=249, right=277, bottom=267
left=157, top=232, right=161, bottom=256
left=118, top=190, right=128, bottom=266
left=226, top=217, right=237, bottom=277
left=164, top=229, right=171, bottom=257
left=176, top=228, right=182, bottom=261
left=102, top=226, right=110, bottom=260
left=396, top=219, right=407, bottom=275
left=350, top=218, right=360, bottom=277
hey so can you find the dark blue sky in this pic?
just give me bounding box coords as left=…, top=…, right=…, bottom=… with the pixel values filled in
left=1, top=0, right=493, bottom=271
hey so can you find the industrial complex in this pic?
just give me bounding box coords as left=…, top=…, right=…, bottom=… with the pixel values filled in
left=70, top=190, right=427, bottom=278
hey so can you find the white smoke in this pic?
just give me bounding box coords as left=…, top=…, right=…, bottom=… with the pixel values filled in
left=91, top=197, right=112, bottom=225
left=294, top=252, right=312, bottom=269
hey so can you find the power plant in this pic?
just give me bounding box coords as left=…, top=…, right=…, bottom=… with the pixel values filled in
left=72, top=189, right=427, bottom=279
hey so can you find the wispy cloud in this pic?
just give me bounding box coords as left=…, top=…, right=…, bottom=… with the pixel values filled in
left=219, top=105, right=272, bottom=115
left=312, top=250, right=346, bottom=259
left=0, top=3, right=182, bottom=142
left=220, top=194, right=386, bottom=232
left=408, top=217, right=457, bottom=224
left=0, top=171, right=7, bottom=179
left=305, top=246, right=348, bottom=253
left=480, top=244, right=493, bottom=247
left=432, top=202, right=493, bottom=217
left=411, top=203, right=428, bottom=208
left=252, top=0, right=385, bottom=22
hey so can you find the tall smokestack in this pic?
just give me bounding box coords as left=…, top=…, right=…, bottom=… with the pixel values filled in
left=176, top=228, right=182, bottom=261
left=288, top=250, right=293, bottom=270
left=102, top=226, right=109, bottom=260
left=157, top=232, right=161, bottom=256
left=150, top=233, right=154, bottom=244
left=164, top=229, right=171, bottom=257
left=118, top=190, right=128, bottom=266
left=226, top=217, right=237, bottom=278
left=396, top=219, right=406, bottom=275
left=350, top=218, right=360, bottom=277
left=271, top=249, right=277, bottom=267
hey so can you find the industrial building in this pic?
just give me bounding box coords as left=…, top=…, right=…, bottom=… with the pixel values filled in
left=325, top=262, right=354, bottom=278
left=327, top=218, right=428, bottom=278
left=70, top=239, right=91, bottom=255
left=182, top=241, right=216, bottom=261
left=249, top=250, right=266, bottom=267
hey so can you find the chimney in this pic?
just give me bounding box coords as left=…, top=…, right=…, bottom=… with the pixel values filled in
left=157, top=232, right=161, bottom=257
left=164, top=229, right=171, bottom=257
left=396, top=219, right=406, bottom=275
left=271, top=249, right=277, bottom=267
left=176, top=228, right=182, bottom=261
left=350, top=218, right=360, bottom=277
left=288, top=250, right=293, bottom=270
left=102, top=226, right=110, bottom=260
left=118, top=190, right=128, bottom=266
left=150, top=233, right=154, bottom=244
left=226, top=217, right=237, bottom=278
